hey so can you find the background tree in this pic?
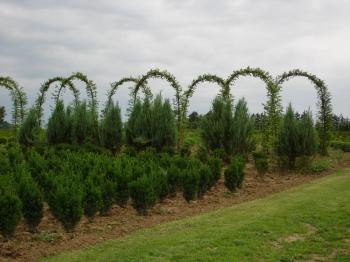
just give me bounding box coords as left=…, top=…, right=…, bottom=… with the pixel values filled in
left=188, top=111, right=202, bottom=129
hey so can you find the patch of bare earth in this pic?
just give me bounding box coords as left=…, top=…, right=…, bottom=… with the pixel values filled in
left=1, top=155, right=350, bottom=262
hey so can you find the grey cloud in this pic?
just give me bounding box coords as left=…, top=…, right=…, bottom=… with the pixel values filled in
left=0, top=0, right=349, bottom=123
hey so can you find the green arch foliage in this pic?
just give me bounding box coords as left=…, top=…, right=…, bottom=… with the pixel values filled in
left=63, top=72, right=98, bottom=112
left=35, top=76, right=79, bottom=126
left=181, top=74, right=226, bottom=149
left=107, top=77, right=151, bottom=106
left=275, top=69, right=332, bottom=155
left=0, top=76, right=27, bottom=127
left=134, top=69, right=182, bottom=150
left=225, top=67, right=282, bottom=152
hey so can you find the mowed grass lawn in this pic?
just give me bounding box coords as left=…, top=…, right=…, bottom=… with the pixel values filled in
left=42, top=170, right=350, bottom=262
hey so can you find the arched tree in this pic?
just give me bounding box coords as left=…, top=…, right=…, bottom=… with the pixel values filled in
left=35, top=76, right=79, bottom=126
left=0, top=76, right=27, bottom=127
left=62, top=72, right=98, bottom=113
left=275, top=69, right=332, bottom=155
left=181, top=74, right=226, bottom=149
left=107, top=77, right=151, bottom=107
left=225, top=67, right=281, bottom=153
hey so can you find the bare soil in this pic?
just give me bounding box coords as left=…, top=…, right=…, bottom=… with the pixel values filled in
left=1, top=154, right=350, bottom=262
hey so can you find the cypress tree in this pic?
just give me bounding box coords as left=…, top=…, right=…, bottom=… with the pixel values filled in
left=100, top=100, right=123, bottom=152
left=232, top=98, right=255, bottom=156
left=18, top=107, right=40, bottom=147
left=47, top=100, right=67, bottom=145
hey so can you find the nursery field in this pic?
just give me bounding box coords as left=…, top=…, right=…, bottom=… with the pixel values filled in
left=1, top=68, right=350, bottom=262
left=41, top=168, right=350, bottom=262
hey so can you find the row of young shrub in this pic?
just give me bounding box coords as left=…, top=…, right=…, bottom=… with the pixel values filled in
left=18, top=93, right=176, bottom=154
left=0, top=145, right=223, bottom=238
left=0, top=145, right=44, bottom=239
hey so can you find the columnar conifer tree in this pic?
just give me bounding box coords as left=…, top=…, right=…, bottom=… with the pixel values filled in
left=100, top=100, right=123, bottom=152
left=47, top=100, right=67, bottom=145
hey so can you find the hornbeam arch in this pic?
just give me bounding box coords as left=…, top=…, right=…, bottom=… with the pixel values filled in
left=0, top=76, right=27, bottom=127
left=182, top=74, right=226, bottom=118
left=107, top=77, right=151, bottom=106
left=35, top=77, right=79, bottom=126
left=225, top=67, right=282, bottom=151
left=134, top=69, right=182, bottom=150
left=275, top=69, right=332, bottom=155
left=63, top=72, right=98, bottom=112
left=180, top=74, right=226, bottom=149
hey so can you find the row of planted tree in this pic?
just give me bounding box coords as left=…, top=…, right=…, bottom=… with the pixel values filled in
left=0, top=67, right=333, bottom=154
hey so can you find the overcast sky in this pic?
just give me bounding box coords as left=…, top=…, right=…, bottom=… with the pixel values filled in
left=1, top=0, right=349, bottom=122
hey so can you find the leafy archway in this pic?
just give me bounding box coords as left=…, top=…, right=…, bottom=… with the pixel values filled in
left=0, top=76, right=27, bottom=127
left=35, top=76, right=79, bottom=126
left=134, top=69, right=182, bottom=151
left=63, top=72, right=98, bottom=112
left=225, top=67, right=282, bottom=152
left=107, top=77, right=151, bottom=106
left=181, top=74, right=226, bottom=149
left=275, top=69, right=332, bottom=155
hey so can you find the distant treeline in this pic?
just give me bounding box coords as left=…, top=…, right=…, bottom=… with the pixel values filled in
left=188, top=110, right=350, bottom=132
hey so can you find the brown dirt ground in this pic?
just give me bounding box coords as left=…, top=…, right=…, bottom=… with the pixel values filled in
left=1, top=153, right=350, bottom=262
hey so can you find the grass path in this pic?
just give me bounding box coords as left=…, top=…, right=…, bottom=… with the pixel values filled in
left=42, top=170, right=350, bottom=262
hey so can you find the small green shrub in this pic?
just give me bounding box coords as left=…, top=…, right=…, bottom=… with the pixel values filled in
left=183, top=169, right=199, bottom=202
left=197, top=165, right=212, bottom=198
left=114, top=171, right=130, bottom=208
left=330, top=141, right=350, bottom=152
left=0, top=187, right=22, bottom=239
left=213, top=148, right=226, bottom=161
left=129, top=175, right=157, bottom=215
left=224, top=155, right=246, bottom=192
left=311, top=160, right=331, bottom=173
left=99, top=176, right=114, bottom=215
left=151, top=171, right=168, bottom=202
left=196, top=145, right=208, bottom=163
left=167, top=165, right=181, bottom=196
left=83, top=176, right=102, bottom=222
left=207, top=157, right=222, bottom=187
left=253, top=151, right=269, bottom=175
left=0, top=137, right=7, bottom=144
left=18, top=173, right=43, bottom=232
left=48, top=175, right=84, bottom=232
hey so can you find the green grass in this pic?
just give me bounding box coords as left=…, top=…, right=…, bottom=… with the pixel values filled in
left=42, top=170, right=350, bottom=262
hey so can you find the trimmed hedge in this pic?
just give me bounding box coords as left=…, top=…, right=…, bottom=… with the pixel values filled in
left=0, top=186, right=22, bottom=239
left=18, top=173, right=43, bottom=232
left=224, top=155, right=246, bottom=192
